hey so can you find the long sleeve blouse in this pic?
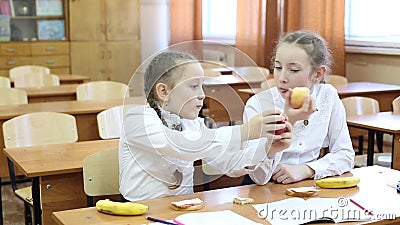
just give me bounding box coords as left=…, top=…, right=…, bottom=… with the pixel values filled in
left=242, top=84, right=355, bottom=184
left=119, top=105, right=241, bottom=201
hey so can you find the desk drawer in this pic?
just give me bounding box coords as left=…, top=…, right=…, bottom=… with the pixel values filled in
left=31, top=42, right=70, bottom=55
left=31, top=55, right=70, bottom=67
left=0, top=43, right=31, bottom=56
left=0, top=56, right=31, bottom=69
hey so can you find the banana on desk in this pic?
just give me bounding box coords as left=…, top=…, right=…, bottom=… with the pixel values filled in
left=315, top=176, right=360, bottom=189
left=96, top=199, right=149, bottom=215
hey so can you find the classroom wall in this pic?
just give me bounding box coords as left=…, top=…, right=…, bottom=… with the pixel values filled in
left=345, top=53, right=400, bottom=85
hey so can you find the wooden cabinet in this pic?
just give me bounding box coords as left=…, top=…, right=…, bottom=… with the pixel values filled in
left=69, top=0, right=141, bottom=83
left=70, top=40, right=140, bottom=83
left=0, top=41, right=70, bottom=77
left=69, top=0, right=140, bottom=41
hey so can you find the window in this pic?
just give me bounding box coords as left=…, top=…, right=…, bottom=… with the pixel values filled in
left=345, top=0, right=400, bottom=53
left=202, top=0, right=237, bottom=44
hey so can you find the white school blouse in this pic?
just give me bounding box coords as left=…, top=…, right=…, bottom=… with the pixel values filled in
left=242, top=84, right=355, bottom=184
left=119, top=105, right=242, bottom=201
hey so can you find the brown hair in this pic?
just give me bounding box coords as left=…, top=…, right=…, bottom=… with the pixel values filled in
left=271, top=30, right=333, bottom=75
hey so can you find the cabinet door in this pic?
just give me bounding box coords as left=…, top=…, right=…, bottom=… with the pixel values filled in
left=106, top=40, right=141, bottom=84
left=105, top=0, right=140, bottom=41
left=70, top=41, right=107, bottom=80
left=69, top=0, right=106, bottom=41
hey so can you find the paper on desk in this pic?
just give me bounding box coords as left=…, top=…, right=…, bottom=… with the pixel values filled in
left=172, top=210, right=263, bottom=225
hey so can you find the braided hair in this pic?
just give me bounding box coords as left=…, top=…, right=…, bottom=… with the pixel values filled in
left=271, top=30, right=333, bottom=76
left=144, top=51, right=197, bottom=126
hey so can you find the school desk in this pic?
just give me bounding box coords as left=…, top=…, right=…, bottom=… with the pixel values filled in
left=3, top=139, right=120, bottom=225
left=0, top=97, right=145, bottom=177
left=19, top=84, right=78, bottom=103
left=203, top=73, right=265, bottom=122
left=52, top=165, right=400, bottom=225
left=237, top=82, right=400, bottom=112
left=347, top=112, right=400, bottom=169
left=10, top=75, right=89, bottom=87
left=56, top=74, right=90, bottom=85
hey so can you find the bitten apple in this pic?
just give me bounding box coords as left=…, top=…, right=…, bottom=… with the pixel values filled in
left=290, top=87, right=310, bottom=109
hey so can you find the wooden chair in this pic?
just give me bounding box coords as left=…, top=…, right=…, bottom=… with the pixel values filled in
left=203, top=69, right=222, bottom=77
left=76, top=81, right=129, bottom=101
left=97, top=105, right=136, bottom=139
left=2, top=112, right=78, bottom=224
left=341, top=96, right=382, bottom=155
left=0, top=76, right=11, bottom=87
left=9, top=65, right=51, bottom=81
left=393, top=96, right=400, bottom=113
left=0, top=88, right=28, bottom=105
left=13, top=73, right=59, bottom=88
left=82, top=148, right=120, bottom=206
left=325, top=74, right=348, bottom=88
left=50, top=74, right=61, bottom=85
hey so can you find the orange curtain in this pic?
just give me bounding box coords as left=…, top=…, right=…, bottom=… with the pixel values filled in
left=169, top=0, right=202, bottom=45
left=284, top=0, right=345, bottom=75
left=235, top=0, right=345, bottom=75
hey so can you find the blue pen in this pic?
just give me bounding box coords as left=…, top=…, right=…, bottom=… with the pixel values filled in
left=146, top=216, right=177, bottom=225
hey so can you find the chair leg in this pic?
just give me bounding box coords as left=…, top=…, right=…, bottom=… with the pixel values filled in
left=376, top=131, right=384, bottom=153
left=24, top=202, right=32, bottom=225
left=0, top=177, right=3, bottom=225
left=357, top=136, right=364, bottom=155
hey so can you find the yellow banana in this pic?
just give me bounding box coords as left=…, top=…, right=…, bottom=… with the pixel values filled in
left=96, top=199, right=149, bottom=215
left=315, top=176, right=360, bottom=189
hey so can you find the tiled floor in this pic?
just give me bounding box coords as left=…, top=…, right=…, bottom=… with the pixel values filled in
left=2, top=179, right=29, bottom=225
left=0, top=138, right=393, bottom=225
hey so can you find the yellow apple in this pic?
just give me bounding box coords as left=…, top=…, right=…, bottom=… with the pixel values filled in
left=290, top=87, right=310, bottom=109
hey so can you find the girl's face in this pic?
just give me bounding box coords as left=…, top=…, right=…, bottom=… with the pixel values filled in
left=273, top=43, right=316, bottom=97
left=163, top=62, right=205, bottom=119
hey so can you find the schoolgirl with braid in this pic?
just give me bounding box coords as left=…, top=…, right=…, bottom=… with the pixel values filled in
left=119, top=51, right=292, bottom=201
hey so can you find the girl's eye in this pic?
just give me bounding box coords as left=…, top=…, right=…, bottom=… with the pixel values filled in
left=290, top=69, right=300, bottom=73
left=191, top=84, right=199, bottom=89
left=274, top=66, right=282, bottom=70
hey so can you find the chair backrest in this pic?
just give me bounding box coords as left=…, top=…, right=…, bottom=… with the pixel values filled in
left=203, top=69, right=222, bottom=77
left=82, top=148, right=120, bottom=197
left=0, top=88, right=28, bottom=105
left=0, top=76, right=11, bottom=87
left=9, top=65, right=50, bottom=81
left=97, top=104, right=136, bottom=139
left=260, top=78, right=276, bottom=89
left=325, top=75, right=348, bottom=87
left=51, top=74, right=60, bottom=85
left=2, top=112, right=78, bottom=148
left=234, top=66, right=271, bottom=79
left=341, top=96, right=380, bottom=117
left=76, top=81, right=129, bottom=101
left=393, top=96, right=400, bottom=113
left=13, top=73, right=59, bottom=88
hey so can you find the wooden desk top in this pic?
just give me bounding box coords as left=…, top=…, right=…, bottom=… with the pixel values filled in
left=0, top=97, right=145, bottom=120
left=204, top=74, right=265, bottom=86
left=3, top=139, right=119, bottom=177
left=347, top=112, right=400, bottom=133
left=335, top=82, right=400, bottom=95
left=53, top=166, right=400, bottom=225
left=18, top=84, right=78, bottom=97
left=57, top=74, right=90, bottom=83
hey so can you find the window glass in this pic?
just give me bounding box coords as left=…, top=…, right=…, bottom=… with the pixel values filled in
left=202, top=0, right=237, bottom=44
left=345, top=0, right=400, bottom=48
